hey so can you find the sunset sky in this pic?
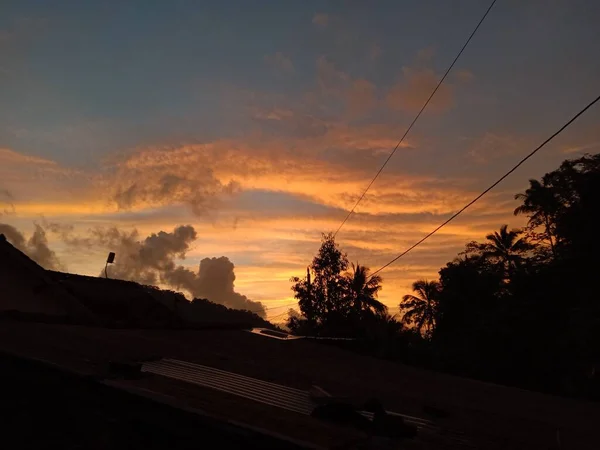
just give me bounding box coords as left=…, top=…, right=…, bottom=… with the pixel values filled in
left=1, top=0, right=599, bottom=319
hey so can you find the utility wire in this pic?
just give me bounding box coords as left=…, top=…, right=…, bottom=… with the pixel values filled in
left=264, top=302, right=297, bottom=311
left=246, top=301, right=298, bottom=315
left=333, top=0, right=498, bottom=238
left=268, top=310, right=293, bottom=321
left=370, top=93, right=600, bottom=277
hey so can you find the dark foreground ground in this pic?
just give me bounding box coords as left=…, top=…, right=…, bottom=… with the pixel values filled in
left=1, top=320, right=599, bottom=449
left=0, top=352, right=306, bottom=450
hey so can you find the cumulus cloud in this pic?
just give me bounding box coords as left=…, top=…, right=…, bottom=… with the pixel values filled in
left=264, top=52, right=294, bottom=74
left=312, top=13, right=329, bottom=27
left=165, top=256, right=266, bottom=315
left=0, top=222, right=61, bottom=270
left=91, top=224, right=266, bottom=316
left=92, top=225, right=197, bottom=285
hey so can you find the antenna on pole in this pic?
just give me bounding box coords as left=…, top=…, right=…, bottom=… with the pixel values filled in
left=105, top=252, right=115, bottom=279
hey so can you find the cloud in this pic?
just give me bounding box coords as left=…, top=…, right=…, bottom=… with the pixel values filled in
left=384, top=48, right=475, bottom=114
left=264, top=52, right=295, bottom=74
left=314, top=57, right=378, bottom=117
left=386, top=67, right=453, bottom=113
left=166, top=256, right=265, bottom=315
left=0, top=221, right=266, bottom=316
left=0, top=148, right=90, bottom=208
left=108, top=147, right=240, bottom=215
left=252, top=108, right=328, bottom=138
left=0, top=189, right=15, bottom=215
left=561, top=141, right=600, bottom=155
left=0, top=148, right=58, bottom=167
left=88, top=225, right=266, bottom=316
left=345, top=79, right=377, bottom=117
left=316, top=55, right=350, bottom=94
left=0, top=222, right=61, bottom=270
left=27, top=224, right=62, bottom=270
left=312, top=13, right=329, bottom=27
left=467, top=133, right=525, bottom=163
left=0, top=223, right=26, bottom=249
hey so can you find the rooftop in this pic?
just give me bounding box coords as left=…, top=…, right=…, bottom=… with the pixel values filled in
left=0, top=320, right=599, bottom=449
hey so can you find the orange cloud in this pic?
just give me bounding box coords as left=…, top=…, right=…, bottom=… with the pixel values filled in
left=0, top=147, right=60, bottom=168
left=346, top=79, right=377, bottom=117
left=314, top=57, right=378, bottom=117
left=386, top=67, right=454, bottom=113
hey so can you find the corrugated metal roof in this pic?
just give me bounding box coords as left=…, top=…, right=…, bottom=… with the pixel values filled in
left=141, top=358, right=435, bottom=430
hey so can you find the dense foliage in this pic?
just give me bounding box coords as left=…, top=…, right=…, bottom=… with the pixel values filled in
left=288, top=233, right=388, bottom=337
left=289, top=154, right=600, bottom=399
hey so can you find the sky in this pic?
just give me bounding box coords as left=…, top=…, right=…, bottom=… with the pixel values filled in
left=1, top=0, right=599, bottom=319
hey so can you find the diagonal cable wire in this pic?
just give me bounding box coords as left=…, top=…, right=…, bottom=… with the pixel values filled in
left=370, top=93, right=600, bottom=277
left=333, top=0, right=498, bottom=238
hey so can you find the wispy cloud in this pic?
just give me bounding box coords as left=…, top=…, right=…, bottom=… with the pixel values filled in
left=562, top=141, right=600, bottom=154
left=386, top=67, right=454, bottom=113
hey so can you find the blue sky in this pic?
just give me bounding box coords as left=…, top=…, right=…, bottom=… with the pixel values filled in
left=1, top=0, right=599, bottom=316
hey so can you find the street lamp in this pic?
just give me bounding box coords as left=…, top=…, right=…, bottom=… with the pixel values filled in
left=105, top=252, right=115, bottom=279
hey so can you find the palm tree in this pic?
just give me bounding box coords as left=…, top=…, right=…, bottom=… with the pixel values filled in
left=514, top=179, right=559, bottom=256
left=400, top=280, right=440, bottom=337
left=345, top=263, right=387, bottom=317
left=480, top=224, right=533, bottom=274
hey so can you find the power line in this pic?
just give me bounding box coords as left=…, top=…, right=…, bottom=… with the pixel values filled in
left=333, top=0, right=498, bottom=238
left=246, top=301, right=298, bottom=315
left=268, top=310, right=293, bottom=321
left=370, top=93, right=600, bottom=277
left=264, top=302, right=297, bottom=311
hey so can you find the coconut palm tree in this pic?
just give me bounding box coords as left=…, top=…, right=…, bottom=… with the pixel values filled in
left=345, top=263, right=387, bottom=317
left=480, top=224, right=534, bottom=274
left=514, top=179, right=559, bottom=256
left=400, top=280, right=440, bottom=337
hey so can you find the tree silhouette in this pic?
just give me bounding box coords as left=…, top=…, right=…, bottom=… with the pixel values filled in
left=345, top=263, right=386, bottom=317
left=400, top=280, right=440, bottom=337
left=290, top=233, right=351, bottom=332
left=514, top=179, right=560, bottom=257
left=289, top=236, right=393, bottom=337
left=468, top=225, right=533, bottom=277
